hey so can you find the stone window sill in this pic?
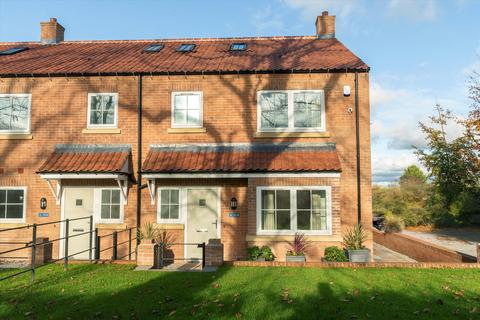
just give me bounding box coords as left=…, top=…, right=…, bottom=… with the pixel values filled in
left=254, top=131, right=330, bottom=138
left=246, top=234, right=341, bottom=242
left=0, top=222, right=28, bottom=228
left=154, top=223, right=185, bottom=230
left=96, top=223, right=127, bottom=230
left=167, top=127, right=206, bottom=134
left=82, top=128, right=122, bottom=134
left=0, top=133, right=33, bottom=140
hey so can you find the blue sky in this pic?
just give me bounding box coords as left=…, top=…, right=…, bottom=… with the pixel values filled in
left=1, top=0, right=479, bottom=183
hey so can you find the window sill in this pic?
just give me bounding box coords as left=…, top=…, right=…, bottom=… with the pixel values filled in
left=96, top=223, right=127, bottom=230
left=0, top=222, right=28, bottom=228
left=254, top=131, right=330, bottom=138
left=247, top=234, right=338, bottom=242
left=0, top=133, right=33, bottom=140
left=82, top=128, right=122, bottom=134
left=154, top=223, right=184, bottom=230
left=167, top=127, right=206, bottom=134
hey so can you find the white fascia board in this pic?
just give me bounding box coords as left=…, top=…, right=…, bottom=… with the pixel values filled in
left=142, top=172, right=340, bottom=179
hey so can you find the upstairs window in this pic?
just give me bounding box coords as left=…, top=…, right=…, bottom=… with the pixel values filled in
left=87, top=93, right=118, bottom=128
left=171, top=92, right=203, bottom=128
left=0, top=47, right=28, bottom=55
left=176, top=44, right=195, bottom=52
left=0, top=94, right=31, bottom=133
left=230, top=43, right=247, bottom=51
left=0, top=187, right=26, bottom=222
left=143, top=44, right=164, bottom=53
left=257, top=90, right=325, bottom=132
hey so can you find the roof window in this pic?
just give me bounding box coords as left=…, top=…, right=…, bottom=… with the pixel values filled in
left=176, top=44, right=195, bottom=52
left=0, top=47, right=28, bottom=56
left=230, top=43, right=247, bottom=51
left=143, top=44, right=164, bottom=53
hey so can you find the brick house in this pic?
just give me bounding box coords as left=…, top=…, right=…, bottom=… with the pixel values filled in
left=0, top=12, right=371, bottom=263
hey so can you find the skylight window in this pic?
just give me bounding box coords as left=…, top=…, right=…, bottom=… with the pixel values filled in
left=230, top=43, right=247, bottom=51
left=143, top=44, right=164, bottom=53
left=0, top=47, right=28, bottom=56
left=176, top=44, right=195, bottom=52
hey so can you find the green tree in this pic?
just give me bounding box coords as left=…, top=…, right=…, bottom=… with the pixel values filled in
left=399, top=165, right=427, bottom=185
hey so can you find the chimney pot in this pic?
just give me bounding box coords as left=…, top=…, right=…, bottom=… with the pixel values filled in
left=41, top=17, right=64, bottom=44
left=316, top=12, right=335, bottom=39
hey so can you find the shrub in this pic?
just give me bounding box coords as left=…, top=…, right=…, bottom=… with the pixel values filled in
left=324, top=246, right=347, bottom=262
left=287, top=233, right=310, bottom=256
left=342, top=224, right=367, bottom=250
left=260, top=246, right=275, bottom=261
left=247, top=246, right=261, bottom=261
left=383, top=214, right=404, bottom=233
left=247, top=246, right=275, bottom=261
left=138, top=222, right=157, bottom=243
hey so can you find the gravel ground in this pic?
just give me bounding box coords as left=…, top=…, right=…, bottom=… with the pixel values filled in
left=402, top=229, right=480, bottom=257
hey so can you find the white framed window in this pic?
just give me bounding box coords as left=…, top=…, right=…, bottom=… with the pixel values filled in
left=171, top=92, right=203, bottom=128
left=257, top=90, right=325, bottom=132
left=157, top=188, right=181, bottom=223
left=87, top=93, right=118, bottom=128
left=256, top=186, right=331, bottom=235
left=95, top=188, right=123, bottom=223
left=0, top=94, right=31, bottom=133
left=0, top=187, right=27, bottom=223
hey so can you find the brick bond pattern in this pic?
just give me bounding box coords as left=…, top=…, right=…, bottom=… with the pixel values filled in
left=0, top=72, right=372, bottom=262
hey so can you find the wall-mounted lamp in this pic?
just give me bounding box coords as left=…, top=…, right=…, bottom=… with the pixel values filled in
left=343, top=85, right=351, bottom=97
left=230, top=197, right=238, bottom=210
left=40, top=197, right=47, bottom=210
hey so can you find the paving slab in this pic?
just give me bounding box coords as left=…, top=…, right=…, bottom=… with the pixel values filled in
left=373, top=243, right=416, bottom=262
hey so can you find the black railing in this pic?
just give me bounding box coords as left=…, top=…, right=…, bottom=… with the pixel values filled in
left=0, top=216, right=136, bottom=283
left=156, top=242, right=205, bottom=269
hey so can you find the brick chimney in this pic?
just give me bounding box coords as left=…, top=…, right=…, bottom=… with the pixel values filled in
left=40, top=18, right=64, bottom=44
left=315, top=11, right=335, bottom=39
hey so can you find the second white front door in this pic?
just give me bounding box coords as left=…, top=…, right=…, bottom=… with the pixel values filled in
left=186, top=188, right=219, bottom=260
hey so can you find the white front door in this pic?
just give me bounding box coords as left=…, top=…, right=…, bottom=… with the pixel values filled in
left=186, top=188, right=219, bottom=260
left=63, top=188, right=93, bottom=260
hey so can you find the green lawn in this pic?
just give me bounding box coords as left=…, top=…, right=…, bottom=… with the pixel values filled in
left=1, top=264, right=479, bottom=320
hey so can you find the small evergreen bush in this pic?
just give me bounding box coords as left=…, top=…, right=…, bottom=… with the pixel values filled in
left=324, top=246, right=347, bottom=262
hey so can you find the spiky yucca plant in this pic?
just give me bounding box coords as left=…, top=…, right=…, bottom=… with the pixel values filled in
left=287, top=232, right=310, bottom=256
left=138, top=222, right=157, bottom=243
left=342, top=224, right=367, bottom=250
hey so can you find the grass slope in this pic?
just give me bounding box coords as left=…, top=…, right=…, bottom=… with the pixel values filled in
left=1, top=264, right=479, bottom=319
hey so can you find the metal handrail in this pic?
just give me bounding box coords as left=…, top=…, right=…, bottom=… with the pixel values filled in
left=0, top=216, right=137, bottom=284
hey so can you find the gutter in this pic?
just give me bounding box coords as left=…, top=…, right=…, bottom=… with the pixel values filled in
left=355, top=72, right=362, bottom=224
left=0, top=68, right=370, bottom=79
left=136, top=75, right=143, bottom=242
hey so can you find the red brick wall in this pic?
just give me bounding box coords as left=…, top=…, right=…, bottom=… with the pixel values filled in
left=0, top=72, right=372, bottom=262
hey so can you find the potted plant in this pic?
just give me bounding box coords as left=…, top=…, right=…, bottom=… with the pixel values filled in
left=286, top=232, right=310, bottom=262
left=343, top=224, right=370, bottom=262
left=138, top=222, right=157, bottom=244
left=155, top=229, right=176, bottom=267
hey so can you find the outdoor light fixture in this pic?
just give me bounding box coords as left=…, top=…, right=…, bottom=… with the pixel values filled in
left=230, top=197, right=238, bottom=210
left=40, top=197, right=47, bottom=210
left=343, top=85, right=351, bottom=97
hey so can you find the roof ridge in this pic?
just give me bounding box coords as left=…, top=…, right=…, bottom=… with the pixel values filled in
left=0, top=35, right=318, bottom=46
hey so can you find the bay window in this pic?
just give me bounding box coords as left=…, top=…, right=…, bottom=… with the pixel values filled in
left=257, top=186, right=331, bottom=235
left=0, top=94, right=31, bottom=133
left=257, top=90, right=325, bottom=132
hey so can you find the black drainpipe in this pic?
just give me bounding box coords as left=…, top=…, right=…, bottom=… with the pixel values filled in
left=136, top=74, right=143, bottom=242
left=354, top=72, right=362, bottom=224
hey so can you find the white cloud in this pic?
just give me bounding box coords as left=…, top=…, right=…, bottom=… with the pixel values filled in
left=250, top=5, right=285, bottom=32
left=387, top=0, right=438, bottom=21
left=372, top=151, right=421, bottom=183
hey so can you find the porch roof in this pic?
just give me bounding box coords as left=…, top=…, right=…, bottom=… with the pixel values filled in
left=142, top=143, right=341, bottom=173
left=37, top=144, right=132, bottom=175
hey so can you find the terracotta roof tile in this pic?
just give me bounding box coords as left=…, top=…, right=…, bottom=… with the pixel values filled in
left=0, top=37, right=368, bottom=76
left=37, top=145, right=132, bottom=174
left=142, top=144, right=341, bottom=173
